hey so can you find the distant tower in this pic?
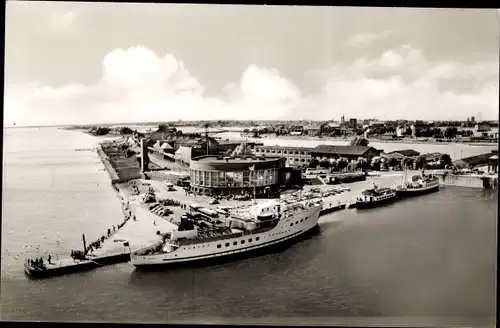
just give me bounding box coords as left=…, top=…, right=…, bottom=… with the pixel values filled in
left=140, top=138, right=149, bottom=172
left=340, top=115, right=345, bottom=126
left=471, top=116, right=476, bottom=123
left=204, top=123, right=210, bottom=156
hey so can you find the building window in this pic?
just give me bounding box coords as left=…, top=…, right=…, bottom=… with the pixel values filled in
left=225, top=243, right=230, bottom=247
left=290, top=223, right=294, bottom=226
left=217, top=244, right=221, bottom=248
left=241, top=240, right=245, bottom=244
left=248, top=238, right=252, bottom=242
left=233, top=241, right=237, bottom=245
left=256, top=237, right=260, bottom=241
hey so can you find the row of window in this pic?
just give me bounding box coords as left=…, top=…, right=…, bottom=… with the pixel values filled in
left=214, top=217, right=309, bottom=249
left=217, top=236, right=261, bottom=248
left=288, top=158, right=309, bottom=163
left=191, top=169, right=278, bottom=187
left=255, top=149, right=311, bottom=156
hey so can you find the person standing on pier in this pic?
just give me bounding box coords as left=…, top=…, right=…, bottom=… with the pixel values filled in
left=48, top=254, right=52, bottom=264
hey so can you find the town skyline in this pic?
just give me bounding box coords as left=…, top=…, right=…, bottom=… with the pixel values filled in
left=4, top=3, right=499, bottom=127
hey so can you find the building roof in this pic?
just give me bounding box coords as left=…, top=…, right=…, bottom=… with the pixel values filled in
left=452, top=152, right=497, bottom=168
left=321, top=122, right=340, bottom=128
left=193, top=155, right=279, bottom=163
left=304, top=123, right=322, bottom=130
left=256, top=145, right=314, bottom=151
left=312, top=145, right=380, bottom=156
left=388, top=149, right=420, bottom=157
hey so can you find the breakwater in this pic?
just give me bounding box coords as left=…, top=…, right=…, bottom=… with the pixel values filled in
left=436, top=172, right=498, bottom=190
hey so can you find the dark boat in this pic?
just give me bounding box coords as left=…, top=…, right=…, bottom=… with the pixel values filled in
left=353, top=184, right=397, bottom=209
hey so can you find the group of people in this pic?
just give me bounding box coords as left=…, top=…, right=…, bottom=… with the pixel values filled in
left=81, top=201, right=136, bottom=256
left=27, top=255, right=51, bottom=269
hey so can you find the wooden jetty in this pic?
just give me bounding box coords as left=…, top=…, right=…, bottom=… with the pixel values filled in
left=319, top=201, right=349, bottom=215
left=24, top=234, right=132, bottom=279
left=24, top=251, right=131, bottom=279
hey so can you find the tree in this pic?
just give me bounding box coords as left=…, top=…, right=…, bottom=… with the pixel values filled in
left=308, top=158, right=320, bottom=168
left=337, top=157, right=349, bottom=171
left=319, top=160, right=331, bottom=169
left=371, top=157, right=382, bottom=171
left=388, top=156, right=401, bottom=169
left=94, top=127, right=110, bottom=136
left=356, top=157, right=367, bottom=171
left=444, top=127, right=458, bottom=139
left=439, top=153, right=452, bottom=169
left=119, top=127, right=134, bottom=135
left=415, top=155, right=427, bottom=169
left=350, top=137, right=370, bottom=147
left=402, top=156, right=414, bottom=169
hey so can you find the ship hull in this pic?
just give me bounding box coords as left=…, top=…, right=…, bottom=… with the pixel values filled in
left=133, top=224, right=320, bottom=271
left=132, top=206, right=321, bottom=269
left=396, top=184, right=439, bottom=197
left=354, top=196, right=397, bottom=209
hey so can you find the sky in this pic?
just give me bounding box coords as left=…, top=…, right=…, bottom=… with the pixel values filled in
left=4, top=3, right=500, bottom=127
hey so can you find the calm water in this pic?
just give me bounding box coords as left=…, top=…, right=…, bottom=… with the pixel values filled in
left=1, top=127, right=497, bottom=324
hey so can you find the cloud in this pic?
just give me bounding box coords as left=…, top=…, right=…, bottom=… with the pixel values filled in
left=3, top=44, right=498, bottom=127
left=346, top=30, right=393, bottom=46
left=3, top=45, right=301, bottom=126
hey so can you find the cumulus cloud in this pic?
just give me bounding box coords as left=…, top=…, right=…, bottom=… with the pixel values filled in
left=3, top=44, right=498, bottom=127
left=3, top=45, right=301, bottom=126
left=346, top=30, right=393, bottom=46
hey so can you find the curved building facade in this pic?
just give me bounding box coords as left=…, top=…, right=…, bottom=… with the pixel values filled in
left=189, top=155, right=285, bottom=196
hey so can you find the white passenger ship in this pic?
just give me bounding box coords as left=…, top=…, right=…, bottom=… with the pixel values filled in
left=131, top=199, right=322, bottom=268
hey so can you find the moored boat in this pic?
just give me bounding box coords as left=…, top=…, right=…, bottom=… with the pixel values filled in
left=396, top=169, right=440, bottom=197
left=131, top=198, right=322, bottom=269
left=353, top=184, right=397, bottom=209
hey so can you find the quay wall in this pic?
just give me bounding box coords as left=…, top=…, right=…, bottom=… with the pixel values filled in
left=96, top=144, right=120, bottom=183
left=96, top=144, right=142, bottom=183
left=436, top=173, right=498, bottom=190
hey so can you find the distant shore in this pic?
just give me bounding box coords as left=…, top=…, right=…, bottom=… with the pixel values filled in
left=267, top=134, right=497, bottom=146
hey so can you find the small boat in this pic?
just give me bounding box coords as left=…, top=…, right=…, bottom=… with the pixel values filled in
left=354, top=184, right=397, bottom=209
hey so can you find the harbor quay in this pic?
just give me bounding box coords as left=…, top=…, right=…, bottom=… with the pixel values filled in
left=24, top=134, right=495, bottom=278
